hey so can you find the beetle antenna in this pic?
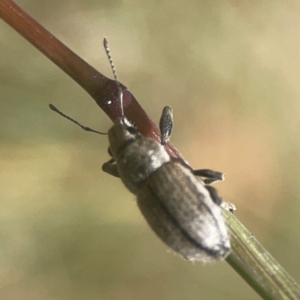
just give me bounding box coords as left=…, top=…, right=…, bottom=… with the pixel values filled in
left=49, top=104, right=107, bottom=135
left=103, top=37, right=124, bottom=117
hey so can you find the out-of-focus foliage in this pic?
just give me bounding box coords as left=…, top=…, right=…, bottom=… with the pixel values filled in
left=0, top=1, right=299, bottom=299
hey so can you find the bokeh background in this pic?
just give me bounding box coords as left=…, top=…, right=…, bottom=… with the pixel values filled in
left=1, top=0, right=300, bottom=299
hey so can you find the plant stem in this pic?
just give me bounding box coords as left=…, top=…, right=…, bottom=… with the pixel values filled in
left=225, top=211, right=300, bottom=299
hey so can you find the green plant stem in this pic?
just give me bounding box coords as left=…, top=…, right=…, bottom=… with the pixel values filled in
left=0, top=1, right=300, bottom=299
left=225, top=211, right=300, bottom=299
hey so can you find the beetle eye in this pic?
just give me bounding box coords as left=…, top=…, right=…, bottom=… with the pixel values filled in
left=120, top=116, right=138, bottom=135
left=127, top=126, right=138, bottom=134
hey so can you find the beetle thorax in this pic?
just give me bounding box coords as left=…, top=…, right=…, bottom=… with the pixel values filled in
left=108, top=120, right=171, bottom=194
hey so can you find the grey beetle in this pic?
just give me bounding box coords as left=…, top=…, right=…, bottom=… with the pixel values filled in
left=101, top=38, right=230, bottom=261
left=50, top=38, right=231, bottom=262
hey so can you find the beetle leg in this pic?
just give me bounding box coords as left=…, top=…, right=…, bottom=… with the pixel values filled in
left=193, top=169, right=224, bottom=184
left=221, top=201, right=236, bottom=213
left=102, top=158, right=120, bottom=178
left=108, top=147, right=113, bottom=157
left=205, top=185, right=236, bottom=212
left=159, top=106, right=173, bottom=146
left=204, top=185, right=223, bottom=206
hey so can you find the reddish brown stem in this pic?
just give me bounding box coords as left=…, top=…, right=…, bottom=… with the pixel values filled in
left=0, top=0, right=184, bottom=161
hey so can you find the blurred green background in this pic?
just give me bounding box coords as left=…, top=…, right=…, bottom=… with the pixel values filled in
left=1, top=0, right=300, bottom=299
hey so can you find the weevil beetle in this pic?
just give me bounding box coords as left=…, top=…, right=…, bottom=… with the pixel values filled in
left=50, top=38, right=231, bottom=262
